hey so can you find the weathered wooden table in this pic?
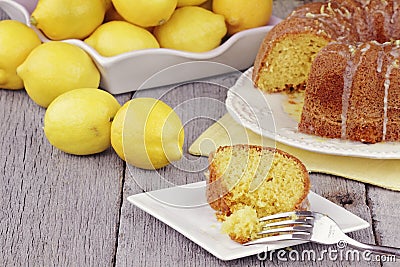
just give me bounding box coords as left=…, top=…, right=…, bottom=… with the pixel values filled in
left=1, top=1, right=399, bottom=266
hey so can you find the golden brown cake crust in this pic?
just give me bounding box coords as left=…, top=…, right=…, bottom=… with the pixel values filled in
left=299, top=41, right=400, bottom=143
left=254, top=0, right=400, bottom=86
left=206, top=144, right=310, bottom=217
left=252, top=1, right=356, bottom=90
left=253, top=0, right=400, bottom=143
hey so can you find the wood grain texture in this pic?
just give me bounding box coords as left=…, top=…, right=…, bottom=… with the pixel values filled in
left=1, top=0, right=400, bottom=266
left=0, top=90, right=131, bottom=266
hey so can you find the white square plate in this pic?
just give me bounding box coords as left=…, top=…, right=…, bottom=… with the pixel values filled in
left=127, top=181, right=369, bottom=261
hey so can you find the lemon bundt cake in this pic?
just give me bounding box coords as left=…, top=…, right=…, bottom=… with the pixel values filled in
left=206, top=145, right=310, bottom=243
left=299, top=41, right=400, bottom=143
left=252, top=0, right=400, bottom=143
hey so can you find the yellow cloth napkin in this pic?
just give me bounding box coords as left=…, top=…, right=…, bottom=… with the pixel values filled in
left=189, top=113, right=400, bottom=191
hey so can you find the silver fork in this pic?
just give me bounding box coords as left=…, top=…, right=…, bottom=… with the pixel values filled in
left=244, top=211, right=400, bottom=257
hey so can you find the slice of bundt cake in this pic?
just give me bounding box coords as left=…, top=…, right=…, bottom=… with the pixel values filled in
left=206, top=145, right=310, bottom=243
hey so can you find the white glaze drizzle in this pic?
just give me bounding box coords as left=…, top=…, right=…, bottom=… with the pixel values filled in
left=383, top=45, right=400, bottom=140
left=340, top=43, right=371, bottom=139
left=340, top=49, right=355, bottom=139
left=286, top=0, right=400, bottom=141
left=382, top=61, right=392, bottom=141
left=391, top=1, right=399, bottom=23
left=294, top=3, right=354, bottom=40
left=358, top=0, right=371, bottom=8
left=391, top=45, right=400, bottom=57
left=377, top=51, right=385, bottom=72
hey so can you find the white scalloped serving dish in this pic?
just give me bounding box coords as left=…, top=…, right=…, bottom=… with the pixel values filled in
left=0, top=0, right=281, bottom=94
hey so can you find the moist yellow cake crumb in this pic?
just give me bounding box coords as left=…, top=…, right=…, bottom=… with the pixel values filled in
left=221, top=206, right=262, bottom=243
left=206, top=144, right=310, bottom=243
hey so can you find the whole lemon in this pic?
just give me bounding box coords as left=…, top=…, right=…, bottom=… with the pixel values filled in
left=31, top=0, right=106, bottom=40
left=213, top=0, right=273, bottom=35
left=44, top=88, right=121, bottom=155
left=0, top=20, right=41, bottom=90
left=84, top=21, right=159, bottom=57
left=177, top=0, right=207, bottom=7
left=111, top=98, right=184, bottom=170
left=153, top=6, right=227, bottom=52
left=17, top=42, right=100, bottom=108
left=111, top=0, right=178, bottom=27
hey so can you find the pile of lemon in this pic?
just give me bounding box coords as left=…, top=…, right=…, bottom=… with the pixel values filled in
left=31, top=0, right=273, bottom=54
left=0, top=0, right=273, bottom=170
left=0, top=20, right=185, bottom=170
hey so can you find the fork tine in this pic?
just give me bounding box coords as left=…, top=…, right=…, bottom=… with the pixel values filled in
left=259, top=211, right=315, bottom=222
left=243, top=232, right=310, bottom=246
left=258, top=225, right=312, bottom=236
left=262, top=218, right=314, bottom=229
left=244, top=211, right=318, bottom=246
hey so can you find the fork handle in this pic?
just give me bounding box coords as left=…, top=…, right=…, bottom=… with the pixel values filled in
left=344, top=236, right=400, bottom=258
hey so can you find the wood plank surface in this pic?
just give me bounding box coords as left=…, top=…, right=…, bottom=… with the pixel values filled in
left=0, top=90, right=131, bottom=266
left=1, top=0, right=399, bottom=266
